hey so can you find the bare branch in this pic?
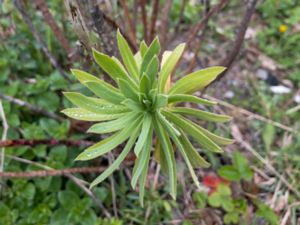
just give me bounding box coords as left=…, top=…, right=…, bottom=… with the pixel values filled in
left=185, top=0, right=228, bottom=73
left=0, top=93, right=63, bottom=122
left=173, top=0, right=187, bottom=35
left=14, top=0, right=71, bottom=82
left=215, top=0, right=258, bottom=82
left=120, top=0, right=137, bottom=47
left=139, top=0, right=148, bottom=43
left=0, top=166, right=105, bottom=178
left=33, top=0, right=72, bottom=57
left=0, top=139, right=93, bottom=148
left=186, top=0, right=228, bottom=48
left=149, top=0, right=160, bottom=41
left=159, top=0, right=173, bottom=50
left=101, top=13, right=138, bottom=52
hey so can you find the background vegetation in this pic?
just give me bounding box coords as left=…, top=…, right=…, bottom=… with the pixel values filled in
left=0, top=0, right=299, bottom=224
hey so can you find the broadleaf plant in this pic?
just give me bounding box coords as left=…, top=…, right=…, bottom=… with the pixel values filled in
left=62, top=30, right=233, bottom=206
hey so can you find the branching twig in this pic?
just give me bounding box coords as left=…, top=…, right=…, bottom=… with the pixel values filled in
left=0, top=139, right=93, bottom=148
left=159, top=0, right=173, bottom=50
left=149, top=0, right=160, bottom=41
left=215, top=0, right=257, bottom=82
left=120, top=0, right=137, bottom=47
left=0, top=166, right=105, bottom=178
left=0, top=93, right=63, bottom=122
left=14, top=0, right=71, bottom=82
left=33, top=0, right=72, bottom=57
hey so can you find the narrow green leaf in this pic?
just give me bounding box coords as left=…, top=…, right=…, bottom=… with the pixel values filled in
left=117, top=79, right=139, bottom=102
left=170, top=107, right=232, bottom=122
left=139, top=73, right=151, bottom=95
left=169, top=66, right=226, bottom=95
left=92, top=48, right=129, bottom=81
left=154, top=94, right=168, bottom=109
left=76, top=118, right=142, bottom=161
left=139, top=151, right=150, bottom=207
left=168, top=94, right=217, bottom=106
left=134, top=113, right=152, bottom=156
left=71, top=69, right=100, bottom=84
left=196, top=125, right=234, bottom=145
left=87, top=112, right=141, bottom=134
left=158, top=114, right=201, bottom=188
left=134, top=52, right=142, bottom=70
left=157, top=111, right=180, bottom=136
left=145, top=56, right=159, bottom=88
left=153, top=140, right=168, bottom=173
left=178, top=132, right=210, bottom=168
left=85, top=81, right=125, bottom=104
left=140, top=37, right=160, bottom=76
left=161, top=51, right=172, bottom=67
left=163, top=111, right=222, bottom=153
left=153, top=115, right=177, bottom=199
left=139, top=41, right=148, bottom=57
left=61, top=108, right=123, bottom=121
left=63, top=92, right=129, bottom=114
left=122, top=99, right=144, bottom=111
left=159, top=43, right=185, bottom=93
left=90, top=126, right=141, bottom=188
left=117, top=30, right=139, bottom=79
left=131, top=126, right=153, bottom=188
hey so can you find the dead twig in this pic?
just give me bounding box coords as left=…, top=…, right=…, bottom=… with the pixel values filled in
left=204, top=94, right=299, bottom=135
left=139, top=0, right=148, bottom=43
left=120, top=0, right=137, bottom=47
left=159, top=0, right=173, bottom=50
left=186, top=0, right=228, bottom=48
left=215, top=0, right=257, bottom=82
left=0, top=93, right=63, bottom=122
left=148, top=0, right=160, bottom=41
left=14, top=0, right=71, bottom=82
left=0, top=139, right=93, bottom=148
left=0, top=101, right=8, bottom=174
left=173, top=0, right=187, bottom=35
left=101, top=13, right=138, bottom=51
left=231, top=124, right=300, bottom=199
left=33, top=0, right=72, bottom=57
left=0, top=166, right=105, bottom=178
left=185, top=0, right=228, bottom=73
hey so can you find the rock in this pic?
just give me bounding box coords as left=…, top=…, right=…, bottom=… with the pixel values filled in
left=270, top=85, right=291, bottom=94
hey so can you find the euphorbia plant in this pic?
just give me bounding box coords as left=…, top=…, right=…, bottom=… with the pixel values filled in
left=62, top=30, right=233, bottom=205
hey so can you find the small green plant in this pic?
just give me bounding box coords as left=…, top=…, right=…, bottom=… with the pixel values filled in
left=62, top=30, right=233, bottom=205
left=217, top=151, right=253, bottom=182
